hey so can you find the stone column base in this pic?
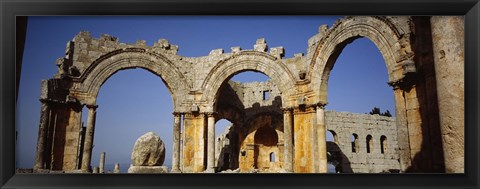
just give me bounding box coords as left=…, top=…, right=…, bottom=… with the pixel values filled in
left=204, top=168, right=215, bottom=173
left=170, top=169, right=182, bottom=173
left=127, top=165, right=169, bottom=173
left=64, top=169, right=86, bottom=174
left=33, top=169, right=50, bottom=173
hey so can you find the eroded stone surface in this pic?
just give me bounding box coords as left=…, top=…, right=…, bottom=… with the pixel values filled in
left=131, top=132, right=165, bottom=166
left=34, top=16, right=464, bottom=174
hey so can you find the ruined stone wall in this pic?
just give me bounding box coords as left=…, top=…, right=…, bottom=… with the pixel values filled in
left=325, top=111, right=400, bottom=173
left=34, top=16, right=463, bottom=173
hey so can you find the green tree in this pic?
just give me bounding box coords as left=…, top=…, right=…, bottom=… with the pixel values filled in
left=382, top=110, right=392, bottom=117
left=369, top=107, right=392, bottom=117
left=369, top=107, right=381, bottom=115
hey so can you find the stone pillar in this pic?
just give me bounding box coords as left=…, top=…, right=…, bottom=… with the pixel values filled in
left=282, top=108, right=293, bottom=172
left=171, top=112, right=182, bottom=173
left=392, top=87, right=412, bottom=171
left=430, top=16, right=465, bottom=173
left=81, top=104, right=98, bottom=172
left=99, top=152, right=105, bottom=173
left=113, top=163, right=120, bottom=173
left=92, top=166, right=99, bottom=173
left=206, top=112, right=216, bottom=173
left=316, top=104, right=328, bottom=173
left=33, top=100, right=50, bottom=171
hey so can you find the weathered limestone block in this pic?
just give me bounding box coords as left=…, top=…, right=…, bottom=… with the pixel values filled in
left=270, top=47, right=285, bottom=59
left=209, top=48, right=224, bottom=56
left=231, top=46, right=242, bottom=53
left=128, top=166, right=169, bottom=173
left=254, top=38, right=268, bottom=52
left=131, top=132, right=166, bottom=166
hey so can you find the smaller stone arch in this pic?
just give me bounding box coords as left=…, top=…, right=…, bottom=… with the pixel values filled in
left=200, top=51, right=296, bottom=111
left=380, top=135, right=387, bottom=154
left=269, top=152, right=276, bottom=162
left=351, top=133, right=359, bottom=153
left=254, top=126, right=279, bottom=146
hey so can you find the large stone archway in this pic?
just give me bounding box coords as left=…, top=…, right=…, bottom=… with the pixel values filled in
left=70, top=48, right=189, bottom=108
left=308, top=16, right=445, bottom=172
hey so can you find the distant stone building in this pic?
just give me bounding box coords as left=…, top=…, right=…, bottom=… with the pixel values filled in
left=33, top=16, right=464, bottom=173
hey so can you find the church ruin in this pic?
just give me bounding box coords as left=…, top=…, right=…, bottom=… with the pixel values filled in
left=33, top=16, right=465, bottom=173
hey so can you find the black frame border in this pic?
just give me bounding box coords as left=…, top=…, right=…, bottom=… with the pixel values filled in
left=1, top=0, right=479, bottom=189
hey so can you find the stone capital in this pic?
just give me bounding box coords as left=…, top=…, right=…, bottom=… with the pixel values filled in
left=86, top=104, right=98, bottom=110
left=316, top=102, right=327, bottom=109
left=280, top=107, right=293, bottom=112
left=172, top=112, right=183, bottom=117
left=293, top=105, right=316, bottom=114
left=39, top=98, right=50, bottom=104
left=205, top=112, right=217, bottom=117
left=387, top=72, right=417, bottom=91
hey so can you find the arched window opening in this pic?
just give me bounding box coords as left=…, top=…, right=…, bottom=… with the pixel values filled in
left=380, top=135, right=387, bottom=154
left=351, top=134, right=359, bottom=153
left=269, top=152, right=276, bottom=162
left=366, top=135, right=373, bottom=153
left=327, top=130, right=338, bottom=144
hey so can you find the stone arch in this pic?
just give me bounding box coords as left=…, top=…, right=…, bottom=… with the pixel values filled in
left=380, top=135, right=387, bottom=154
left=71, top=48, right=189, bottom=111
left=254, top=126, right=279, bottom=146
left=201, top=51, right=296, bottom=111
left=351, top=133, right=359, bottom=153
left=309, top=16, right=413, bottom=103
left=327, top=130, right=338, bottom=144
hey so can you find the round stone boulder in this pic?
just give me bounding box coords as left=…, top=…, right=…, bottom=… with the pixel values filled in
left=131, top=132, right=165, bottom=166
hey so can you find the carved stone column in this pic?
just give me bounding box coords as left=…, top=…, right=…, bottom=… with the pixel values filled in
left=316, top=104, right=327, bottom=173
left=33, top=99, right=50, bottom=171
left=171, top=112, right=182, bottom=173
left=430, top=16, right=465, bottom=173
left=392, top=87, right=412, bottom=171
left=281, top=107, right=293, bottom=172
left=99, top=152, right=105, bottom=173
left=206, top=112, right=216, bottom=173
left=81, top=104, right=98, bottom=172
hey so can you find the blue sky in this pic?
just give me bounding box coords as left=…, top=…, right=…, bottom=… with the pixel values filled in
left=17, top=16, right=394, bottom=170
